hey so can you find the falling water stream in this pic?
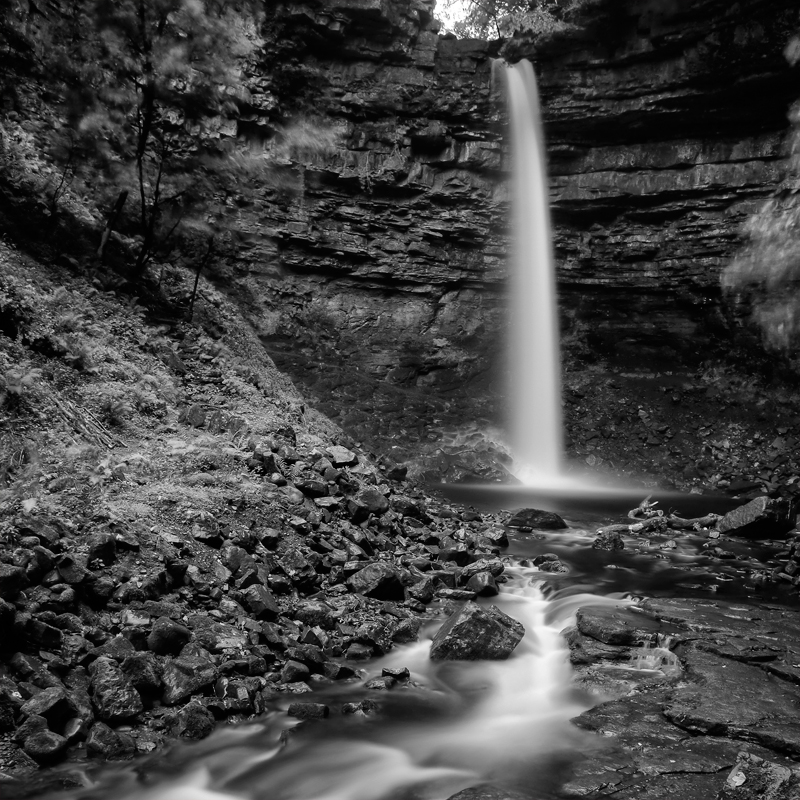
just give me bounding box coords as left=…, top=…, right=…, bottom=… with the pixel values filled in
left=506, top=59, right=564, bottom=484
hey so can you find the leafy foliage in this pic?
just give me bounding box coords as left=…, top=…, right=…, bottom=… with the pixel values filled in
left=39, top=0, right=262, bottom=275
left=440, top=0, right=572, bottom=39
left=0, top=365, right=42, bottom=408
left=721, top=38, right=800, bottom=358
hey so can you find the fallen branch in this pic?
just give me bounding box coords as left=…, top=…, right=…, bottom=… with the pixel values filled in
left=598, top=513, right=720, bottom=537
left=666, top=513, right=720, bottom=530
left=49, top=396, right=124, bottom=448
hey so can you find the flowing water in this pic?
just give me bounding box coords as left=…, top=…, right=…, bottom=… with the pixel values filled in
left=506, top=60, right=564, bottom=484
left=48, top=551, right=637, bottom=800
left=40, top=505, right=796, bottom=800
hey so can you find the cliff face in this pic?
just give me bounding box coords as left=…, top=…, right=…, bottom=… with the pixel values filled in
left=236, top=0, right=800, bottom=461
left=526, top=0, right=800, bottom=366
left=234, top=1, right=507, bottom=449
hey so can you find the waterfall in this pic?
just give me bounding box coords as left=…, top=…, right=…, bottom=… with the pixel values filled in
left=505, top=59, right=565, bottom=484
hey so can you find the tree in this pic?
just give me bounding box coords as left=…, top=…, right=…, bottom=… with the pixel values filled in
left=440, top=0, right=570, bottom=39
left=55, top=0, right=260, bottom=275
left=721, top=38, right=800, bottom=361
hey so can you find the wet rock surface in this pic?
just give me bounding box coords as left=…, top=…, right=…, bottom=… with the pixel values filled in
left=429, top=603, right=524, bottom=661
left=564, top=593, right=800, bottom=799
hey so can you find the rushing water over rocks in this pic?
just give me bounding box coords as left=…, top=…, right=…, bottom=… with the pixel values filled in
left=19, top=494, right=800, bottom=800
left=51, top=567, right=618, bottom=800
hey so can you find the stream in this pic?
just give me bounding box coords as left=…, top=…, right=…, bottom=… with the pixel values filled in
left=39, top=488, right=797, bottom=800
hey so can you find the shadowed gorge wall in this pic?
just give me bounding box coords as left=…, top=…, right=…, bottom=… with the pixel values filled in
left=232, top=1, right=507, bottom=444
left=231, top=0, right=800, bottom=454
left=525, top=0, right=800, bottom=367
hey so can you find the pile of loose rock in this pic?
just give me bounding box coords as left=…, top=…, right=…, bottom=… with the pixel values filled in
left=0, top=436, right=515, bottom=774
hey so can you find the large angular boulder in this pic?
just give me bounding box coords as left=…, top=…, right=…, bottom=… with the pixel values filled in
left=506, top=508, right=567, bottom=530
left=89, top=657, right=143, bottom=722
left=243, top=584, right=280, bottom=621
left=718, top=496, right=797, bottom=539
left=430, top=604, right=524, bottom=661
left=19, top=687, right=78, bottom=734
left=465, top=572, right=499, bottom=597
left=346, top=562, right=405, bottom=601
left=161, top=655, right=217, bottom=705
left=188, top=616, right=248, bottom=653
left=147, top=617, right=191, bottom=656
left=329, top=445, right=358, bottom=467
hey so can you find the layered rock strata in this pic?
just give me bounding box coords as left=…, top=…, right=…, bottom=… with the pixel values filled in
left=233, top=0, right=800, bottom=459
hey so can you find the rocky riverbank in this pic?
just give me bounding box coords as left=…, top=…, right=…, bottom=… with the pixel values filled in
left=0, top=240, right=521, bottom=790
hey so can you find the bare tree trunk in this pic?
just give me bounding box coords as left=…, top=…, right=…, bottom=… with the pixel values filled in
left=97, top=190, right=128, bottom=262
left=188, top=237, right=214, bottom=322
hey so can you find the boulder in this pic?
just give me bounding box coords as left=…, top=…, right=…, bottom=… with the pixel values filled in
left=19, top=687, right=77, bottom=733
left=0, top=564, right=27, bottom=599
left=295, top=479, right=328, bottom=498
left=346, top=562, right=405, bottom=601
left=55, top=554, right=88, bottom=584
left=281, top=660, right=310, bottom=683
left=161, top=655, right=217, bottom=705
left=279, top=548, right=318, bottom=590
left=329, top=445, right=358, bottom=467
left=121, top=652, right=162, bottom=695
left=483, top=529, right=509, bottom=548
left=465, top=572, right=499, bottom=597
left=175, top=702, right=215, bottom=739
left=288, top=701, right=329, bottom=720
left=22, top=729, right=68, bottom=761
left=90, top=634, right=135, bottom=661
left=89, top=657, right=143, bottom=722
left=147, top=617, right=191, bottom=656
left=462, top=559, right=504, bottom=579
left=293, top=600, right=337, bottom=630
left=506, top=509, right=567, bottom=530
left=718, top=496, right=797, bottom=539
left=593, top=530, right=624, bottom=550
left=392, top=617, right=421, bottom=644
left=243, top=584, right=280, bottom=621
left=359, top=487, right=390, bottom=514
left=86, top=721, right=127, bottom=758
left=87, top=533, right=116, bottom=565
left=188, top=616, right=248, bottom=652
left=430, top=604, right=524, bottom=661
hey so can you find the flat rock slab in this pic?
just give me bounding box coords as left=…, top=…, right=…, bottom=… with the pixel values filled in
left=576, top=604, right=666, bottom=646
left=567, top=690, right=793, bottom=799
left=565, top=596, right=800, bottom=799
left=446, top=785, right=533, bottom=800
left=665, top=650, right=800, bottom=755
left=430, top=603, right=524, bottom=661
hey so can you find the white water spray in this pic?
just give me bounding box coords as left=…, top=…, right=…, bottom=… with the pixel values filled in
left=506, top=60, right=565, bottom=484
